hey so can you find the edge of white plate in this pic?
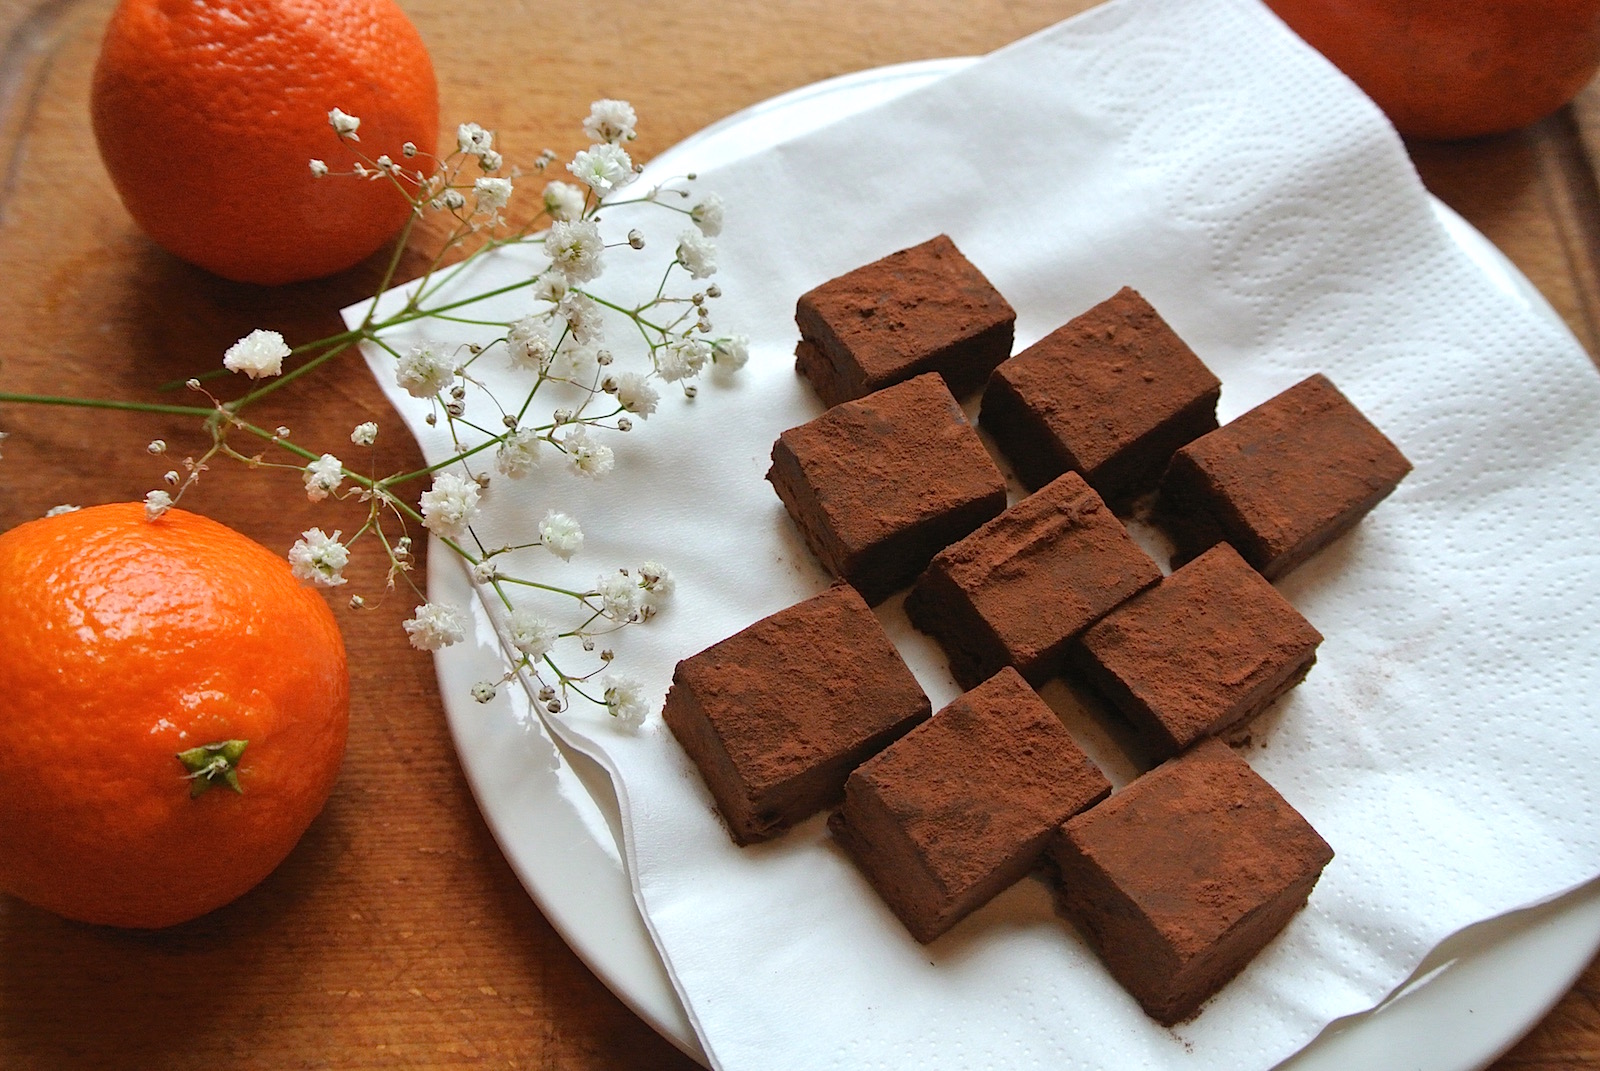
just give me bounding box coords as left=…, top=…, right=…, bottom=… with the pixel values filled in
left=428, top=57, right=1600, bottom=1071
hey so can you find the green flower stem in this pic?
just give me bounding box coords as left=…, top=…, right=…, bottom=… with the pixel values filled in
left=0, top=393, right=215, bottom=418
left=495, top=574, right=589, bottom=600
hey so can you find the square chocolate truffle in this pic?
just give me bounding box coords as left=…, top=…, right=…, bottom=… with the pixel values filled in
left=663, top=584, right=931, bottom=846
left=980, top=287, right=1220, bottom=502
left=794, top=235, right=1016, bottom=407
left=767, top=372, right=1007, bottom=605
left=906, top=471, right=1162, bottom=691
left=1073, top=543, right=1324, bottom=760
left=1051, top=739, right=1334, bottom=1025
left=1159, top=373, right=1412, bottom=579
left=830, top=667, right=1111, bottom=944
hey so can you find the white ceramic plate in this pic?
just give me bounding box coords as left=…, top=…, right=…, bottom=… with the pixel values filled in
left=428, top=59, right=1600, bottom=1071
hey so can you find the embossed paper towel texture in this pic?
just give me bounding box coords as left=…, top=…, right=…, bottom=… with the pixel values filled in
left=352, top=0, right=1600, bottom=1066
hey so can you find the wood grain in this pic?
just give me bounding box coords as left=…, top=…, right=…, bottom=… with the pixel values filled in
left=0, top=1, right=1595, bottom=1068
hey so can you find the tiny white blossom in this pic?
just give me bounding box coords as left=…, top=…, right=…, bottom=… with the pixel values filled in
left=404, top=601, right=466, bottom=650
left=543, top=181, right=586, bottom=222
left=532, top=271, right=569, bottom=305
left=144, top=489, right=173, bottom=521
left=549, top=341, right=600, bottom=383
left=471, top=681, right=497, bottom=703
left=603, top=675, right=649, bottom=728
left=568, top=143, right=634, bottom=193
left=479, top=149, right=503, bottom=172
left=614, top=371, right=659, bottom=417
left=657, top=337, right=711, bottom=382
left=302, top=453, right=344, bottom=502
left=474, top=176, right=513, bottom=217
left=223, top=329, right=290, bottom=379
left=712, top=334, right=750, bottom=374
left=676, top=230, right=717, bottom=279
left=596, top=571, right=643, bottom=620
left=563, top=426, right=614, bottom=477
left=495, top=427, right=543, bottom=478
left=44, top=504, right=80, bottom=518
left=583, top=99, right=637, bottom=144
left=690, top=193, right=724, bottom=236
left=545, top=219, right=605, bottom=283
left=395, top=342, right=455, bottom=398
left=350, top=421, right=378, bottom=446
left=288, top=527, right=349, bottom=587
left=457, top=122, right=494, bottom=158
left=507, top=608, right=559, bottom=659
left=638, top=560, right=674, bottom=602
left=471, top=559, right=499, bottom=583
left=147, top=439, right=167, bottom=454
left=506, top=315, right=555, bottom=372
left=556, top=291, right=604, bottom=345
left=309, top=158, right=329, bottom=178
left=538, top=510, right=584, bottom=560
left=328, top=108, right=360, bottom=138
left=441, top=188, right=466, bottom=211
left=418, top=471, right=481, bottom=539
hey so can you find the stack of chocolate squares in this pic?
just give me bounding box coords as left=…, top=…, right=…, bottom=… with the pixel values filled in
left=662, top=235, right=1411, bottom=1024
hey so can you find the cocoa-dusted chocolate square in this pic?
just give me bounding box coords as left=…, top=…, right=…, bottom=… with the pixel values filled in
left=767, top=372, right=1007, bottom=605
left=1073, top=543, right=1323, bottom=760
left=663, top=584, right=931, bottom=846
left=905, top=471, right=1161, bottom=690
left=1159, top=373, right=1412, bottom=579
left=1050, top=738, right=1333, bottom=1025
left=980, top=287, right=1220, bottom=502
left=794, top=234, right=1016, bottom=407
left=830, top=667, right=1110, bottom=944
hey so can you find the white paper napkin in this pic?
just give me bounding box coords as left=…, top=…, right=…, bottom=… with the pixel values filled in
left=349, top=0, right=1600, bottom=1066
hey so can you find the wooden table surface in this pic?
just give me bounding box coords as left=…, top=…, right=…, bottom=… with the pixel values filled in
left=2, top=1, right=1598, bottom=1067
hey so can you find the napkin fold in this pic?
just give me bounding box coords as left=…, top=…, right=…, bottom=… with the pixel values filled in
left=352, top=0, right=1600, bottom=1066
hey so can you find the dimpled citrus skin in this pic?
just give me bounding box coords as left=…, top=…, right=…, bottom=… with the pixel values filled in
left=0, top=503, right=349, bottom=928
left=90, top=0, right=439, bottom=285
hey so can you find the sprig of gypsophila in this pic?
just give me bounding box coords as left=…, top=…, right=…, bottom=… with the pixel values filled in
left=0, top=100, right=746, bottom=728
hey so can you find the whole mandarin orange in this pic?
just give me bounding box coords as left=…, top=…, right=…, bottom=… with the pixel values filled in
left=0, top=503, right=349, bottom=928
left=90, top=0, right=439, bottom=285
left=1267, top=0, right=1600, bottom=140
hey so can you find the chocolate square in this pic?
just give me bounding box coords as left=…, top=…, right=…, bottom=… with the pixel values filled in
left=980, top=287, right=1220, bottom=502
left=1073, top=543, right=1323, bottom=759
left=1160, top=373, right=1412, bottom=579
left=1050, top=739, right=1334, bottom=1025
left=906, top=471, right=1161, bottom=690
left=767, top=372, right=1008, bottom=605
left=663, top=584, right=931, bottom=846
left=830, top=667, right=1110, bottom=943
left=795, top=235, right=1016, bottom=407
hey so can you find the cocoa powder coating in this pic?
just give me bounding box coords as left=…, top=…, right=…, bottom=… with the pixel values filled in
left=831, top=667, right=1111, bottom=943
left=1074, top=543, right=1323, bottom=759
left=981, top=287, right=1220, bottom=501
left=1051, top=739, right=1334, bottom=1025
left=794, top=234, right=1016, bottom=407
left=1160, top=373, right=1412, bottom=579
left=767, top=373, right=1007, bottom=604
left=662, top=584, right=931, bottom=846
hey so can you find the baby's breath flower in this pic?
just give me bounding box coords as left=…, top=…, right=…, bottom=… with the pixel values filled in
left=418, top=471, right=481, bottom=539
left=350, top=421, right=379, bottom=446
left=147, top=439, right=167, bottom=454
left=557, top=291, right=604, bottom=345
left=563, top=426, right=614, bottom=478
left=395, top=341, right=454, bottom=398
left=302, top=453, right=344, bottom=501
left=223, top=329, right=290, bottom=379
left=549, top=342, right=600, bottom=382
left=638, top=560, right=674, bottom=601
left=545, top=219, right=605, bottom=283
left=457, top=122, right=494, bottom=158
left=474, top=176, right=513, bottom=217
left=506, top=315, right=555, bottom=372
left=627, top=229, right=645, bottom=249
left=657, top=337, right=711, bottom=382
left=532, top=271, right=569, bottom=305
left=440, top=188, right=466, bottom=211
left=471, top=681, right=497, bottom=703
left=44, top=504, right=80, bottom=518
left=507, top=608, right=559, bottom=659
left=328, top=108, right=361, bottom=138
left=471, top=559, right=499, bottom=584
left=538, top=509, right=584, bottom=560
left=603, top=675, right=649, bottom=727
left=596, top=571, right=643, bottom=620
left=495, top=427, right=543, bottom=478
left=542, top=180, right=586, bottom=223
left=615, top=371, right=659, bottom=417
left=712, top=334, right=750, bottom=374
left=143, top=489, right=173, bottom=521
left=309, top=158, right=329, bottom=178
left=690, top=193, right=724, bottom=237
left=479, top=149, right=503, bottom=173
left=288, top=527, right=349, bottom=587
left=582, top=99, right=637, bottom=145
left=568, top=143, right=634, bottom=193
left=404, top=601, right=466, bottom=650
left=675, top=230, right=717, bottom=279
